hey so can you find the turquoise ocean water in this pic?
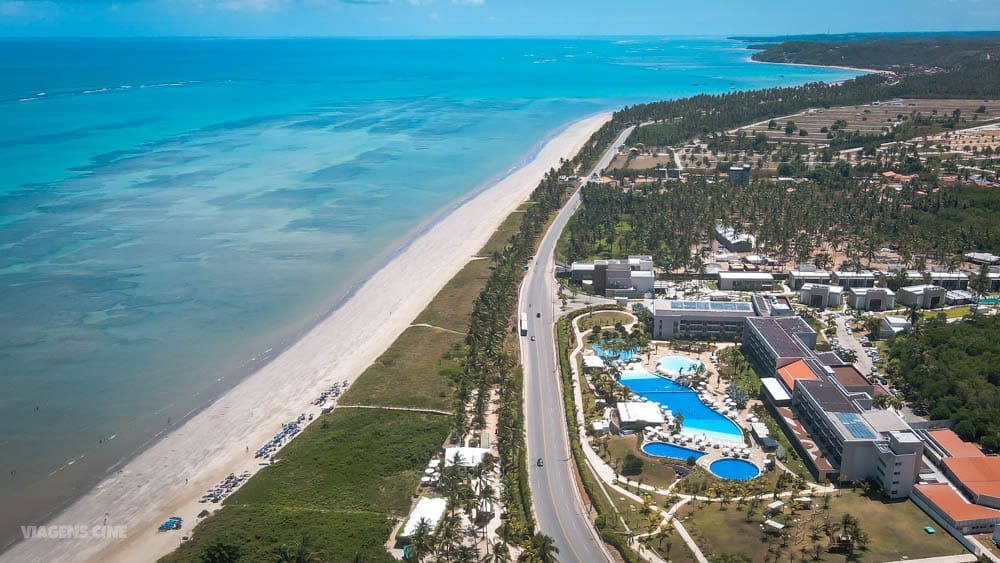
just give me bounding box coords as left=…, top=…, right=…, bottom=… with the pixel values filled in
left=0, top=37, right=859, bottom=549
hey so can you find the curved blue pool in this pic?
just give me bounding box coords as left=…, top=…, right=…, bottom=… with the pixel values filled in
left=618, top=371, right=744, bottom=444
left=709, top=459, right=760, bottom=480
left=657, top=355, right=705, bottom=377
left=641, top=441, right=705, bottom=461
left=593, top=340, right=639, bottom=362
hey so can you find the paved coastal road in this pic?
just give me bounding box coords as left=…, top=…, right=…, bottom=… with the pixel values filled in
left=519, top=124, right=633, bottom=562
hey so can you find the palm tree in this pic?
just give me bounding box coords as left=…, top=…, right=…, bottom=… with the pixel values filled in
left=200, top=542, right=241, bottom=563
left=490, top=541, right=511, bottom=563
left=435, top=517, right=460, bottom=560
left=525, top=533, right=559, bottom=563
left=272, top=535, right=320, bottom=563
left=410, top=518, right=434, bottom=562
left=454, top=545, right=477, bottom=563
left=477, top=483, right=498, bottom=537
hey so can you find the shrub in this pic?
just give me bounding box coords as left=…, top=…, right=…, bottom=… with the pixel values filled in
left=622, top=454, right=644, bottom=476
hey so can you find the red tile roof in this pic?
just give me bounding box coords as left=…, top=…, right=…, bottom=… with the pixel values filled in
left=776, top=359, right=818, bottom=393
left=943, top=457, right=1000, bottom=501
left=915, top=484, right=1000, bottom=523
left=928, top=429, right=985, bottom=459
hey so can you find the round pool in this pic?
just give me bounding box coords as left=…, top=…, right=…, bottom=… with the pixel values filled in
left=641, top=441, right=705, bottom=461
left=709, top=459, right=760, bottom=480
left=657, top=355, right=704, bottom=377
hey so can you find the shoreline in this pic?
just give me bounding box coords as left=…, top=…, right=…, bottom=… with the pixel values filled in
left=745, top=54, right=887, bottom=76
left=0, top=114, right=586, bottom=555
left=0, top=111, right=612, bottom=563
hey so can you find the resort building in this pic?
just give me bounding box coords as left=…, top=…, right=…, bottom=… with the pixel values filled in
left=793, top=380, right=923, bottom=498
left=897, top=284, right=947, bottom=309
left=729, top=163, right=752, bottom=186
left=884, top=269, right=970, bottom=291
left=799, top=283, right=843, bottom=309
left=965, top=252, right=1000, bottom=266
left=742, top=316, right=817, bottom=378
left=846, top=287, right=895, bottom=311
left=914, top=429, right=1000, bottom=535
left=760, top=377, right=793, bottom=407
left=444, top=447, right=491, bottom=468
left=831, top=270, right=877, bottom=288
left=989, top=272, right=1000, bottom=293
left=714, top=225, right=755, bottom=253
left=718, top=272, right=774, bottom=292
left=879, top=316, right=912, bottom=339
left=613, top=401, right=665, bottom=433
left=925, top=271, right=970, bottom=291
left=744, top=310, right=923, bottom=498
left=647, top=299, right=756, bottom=341
left=945, top=290, right=974, bottom=306
left=752, top=294, right=793, bottom=317
left=912, top=484, right=1000, bottom=535
left=788, top=267, right=831, bottom=290
left=942, top=457, right=1000, bottom=510
left=570, top=255, right=655, bottom=297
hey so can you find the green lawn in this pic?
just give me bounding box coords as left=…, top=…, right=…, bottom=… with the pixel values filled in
left=679, top=488, right=967, bottom=562
left=602, top=435, right=678, bottom=490
left=414, top=205, right=525, bottom=333
left=921, top=305, right=972, bottom=321
left=339, top=326, right=463, bottom=411
left=162, top=409, right=450, bottom=562
left=578, top=311, right=634, bottom=333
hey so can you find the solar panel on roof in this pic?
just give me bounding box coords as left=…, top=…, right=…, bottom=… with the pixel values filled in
left=833, top=412, right=877, bottom=439
left=667, top=301, right=751, bottom=311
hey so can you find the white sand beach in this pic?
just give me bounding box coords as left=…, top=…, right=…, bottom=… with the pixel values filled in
left=0, top=112, right=610, bottom=563
left=746, top=55, right=886, bottom=76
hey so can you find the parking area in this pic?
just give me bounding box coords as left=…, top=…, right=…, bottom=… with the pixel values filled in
left=830, top=314, right=880, bottom=380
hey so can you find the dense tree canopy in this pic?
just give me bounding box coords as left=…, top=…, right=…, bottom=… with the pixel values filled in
left=885, top=316, right=1000, bottom=448
left=561, top=172, right=1000, bottom=271
left=749, top=35, right=1000, bottom=71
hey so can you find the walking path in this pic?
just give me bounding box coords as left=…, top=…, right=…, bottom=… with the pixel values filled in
left=335, top=404, right=451, bottom=416
left=561, top=306, right=842, bottom=563
left=966, top=536, right=1000, bottom=563
left=883, top=555, right=977, bottom=563
left=409, top=323, right=467, bottom=336
left=671, top=520, right=709, bottom=563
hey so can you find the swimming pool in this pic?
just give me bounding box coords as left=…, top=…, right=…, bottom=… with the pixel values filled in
left=619, top=370, right=744, bottom=444
left=709, top=459, right=760, bottom=480
left=641, top=441, right=705, bottom=461
left=657, top=355, right=705, bottom=377
left=593, top=340, right=639, bottom=362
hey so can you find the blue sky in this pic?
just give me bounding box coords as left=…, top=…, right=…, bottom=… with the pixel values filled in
left=0, top=0, right=998, bottom=37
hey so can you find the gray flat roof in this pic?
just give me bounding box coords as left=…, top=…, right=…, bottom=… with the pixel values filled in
left=747, top=316, right=814, bottom=359
left=799, top=379, right=859, bottom=413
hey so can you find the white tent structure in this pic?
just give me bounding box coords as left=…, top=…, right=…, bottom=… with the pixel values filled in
left=444, top=447, right=490, bottom=467
left=400, top=497, right=447, bottom=538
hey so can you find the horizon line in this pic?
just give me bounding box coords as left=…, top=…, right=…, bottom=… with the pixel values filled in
left=2, top=29, right=1000, bottom=41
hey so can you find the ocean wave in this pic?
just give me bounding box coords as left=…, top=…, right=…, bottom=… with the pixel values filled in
left=11, top=80, right=204, bottom=104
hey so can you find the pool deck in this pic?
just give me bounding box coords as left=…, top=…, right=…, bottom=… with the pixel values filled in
left=603, top=342, right=770, bottom=476
left=565, top=308, right=836, bottom=563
